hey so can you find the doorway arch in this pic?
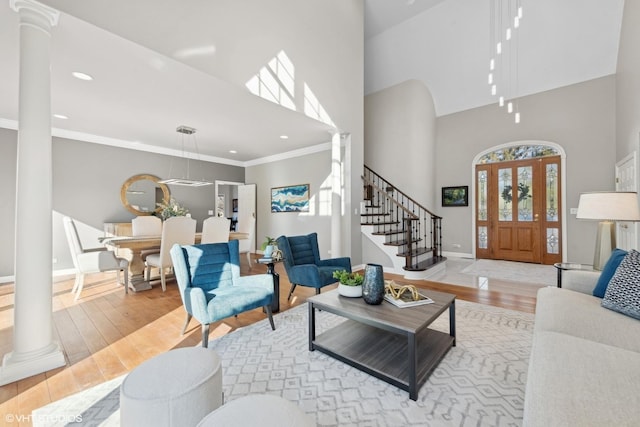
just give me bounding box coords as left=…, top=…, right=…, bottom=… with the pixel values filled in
left=470, top=140, right=567, bottom=262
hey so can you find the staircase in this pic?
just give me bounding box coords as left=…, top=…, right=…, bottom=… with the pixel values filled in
left=361, top=165, right=446, bottom=280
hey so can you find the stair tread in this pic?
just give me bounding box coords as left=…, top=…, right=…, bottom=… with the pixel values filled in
left=361, top=221, right=399, bottom=226
left=372, top=230, right=405, bottom=236
left=384, top=238, right=422, bottom=246
left=403, top=256, right=447, bottom=272
left=396, top=247, right=433, bottom=257
left=360, top=213, right=390, bottom=217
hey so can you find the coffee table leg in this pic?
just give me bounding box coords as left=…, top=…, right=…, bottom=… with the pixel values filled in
left=408, top=332, right=417, bottom=400
left=450, top=300, right=456, bottom=347
left=308, top=302, right=316, bottom=351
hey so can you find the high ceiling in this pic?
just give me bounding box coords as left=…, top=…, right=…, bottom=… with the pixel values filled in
left=0, top=0, right=626, bottom=164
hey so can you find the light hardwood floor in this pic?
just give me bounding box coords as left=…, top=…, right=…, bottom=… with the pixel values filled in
left=0, top=256, right=539, bottom=426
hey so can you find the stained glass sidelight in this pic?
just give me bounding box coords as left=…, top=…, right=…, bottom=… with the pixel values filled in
left=478, top=226, right=488, bottom=249
left=517, top=166, right=533, bottom=221
left=546, top=163, right=558, bottom=222
left=478, top=170, right=488, bottom=221
left=547, top=228, right=559, bottom=254
left=498, top=168, right=512, bottom=221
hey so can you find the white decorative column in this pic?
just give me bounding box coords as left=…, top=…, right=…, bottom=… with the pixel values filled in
left=330, top=131, right=342, bottom=258
left=0, top=0, right=64, bottom=386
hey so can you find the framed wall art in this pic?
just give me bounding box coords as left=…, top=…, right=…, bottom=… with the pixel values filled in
left=271, top=184, right=310, bottom=212
left=442, top=186, right=469, bottom=207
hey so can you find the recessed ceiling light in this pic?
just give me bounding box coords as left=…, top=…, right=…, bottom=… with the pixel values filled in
left=279, top=135, right=289, bottom=140
left=53, top=114, right=68, bottom=119
left=229, top=150, right=237, bottom=154
left=72, top=71, right=93, bottom=81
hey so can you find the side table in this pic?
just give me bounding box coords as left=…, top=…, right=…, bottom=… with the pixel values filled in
left=553, top=262, right=594, bottom=288
left=257, top=257, right=281, bottom=313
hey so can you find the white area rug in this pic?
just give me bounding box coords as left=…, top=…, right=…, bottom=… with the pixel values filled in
left=461, top=259, right=556, bottom=287
left=34, top=299, right=534, bottom=427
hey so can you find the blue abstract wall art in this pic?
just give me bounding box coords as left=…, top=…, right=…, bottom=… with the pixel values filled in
left=271, top=184, right=310, bottom=212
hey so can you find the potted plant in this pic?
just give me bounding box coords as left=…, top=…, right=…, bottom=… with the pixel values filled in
left=333, top=270, right=364, bottom=298
left=155, top=197, right=189, bottom=221
left=260, top=236, right=278, bottom=258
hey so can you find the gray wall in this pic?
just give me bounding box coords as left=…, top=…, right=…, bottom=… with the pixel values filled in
left=0, top=129, right=244, bottom=276
left=616, top=0, right=640, bottom=160
left=0, top=128, right=17, bottom=277
left=246, top=149, right=335, bottom=259
left=436, top=76, right=616, bottom=263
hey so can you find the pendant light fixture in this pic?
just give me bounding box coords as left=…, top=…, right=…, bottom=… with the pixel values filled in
left=489, top=0, right=523, bottom=124
left=159, top=125, right=213, bottom=187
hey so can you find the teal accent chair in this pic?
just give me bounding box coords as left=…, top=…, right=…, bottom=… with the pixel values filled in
left=170, top=240, right=275, bottom=347
left=276, top=233, right=352, bottom=300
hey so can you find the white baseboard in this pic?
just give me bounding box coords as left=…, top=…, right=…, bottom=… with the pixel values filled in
left=441, top=251, right=474, bottom=259
left=0, top=269, right=76, bottom=285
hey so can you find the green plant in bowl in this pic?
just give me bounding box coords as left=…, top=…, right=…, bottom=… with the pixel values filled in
left=333, top=270, right=363, bottom=286
left=260, top=236, right=278, bottom=251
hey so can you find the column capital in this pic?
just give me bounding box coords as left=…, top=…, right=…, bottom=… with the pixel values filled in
left=10, top=0, right=59, bottom=31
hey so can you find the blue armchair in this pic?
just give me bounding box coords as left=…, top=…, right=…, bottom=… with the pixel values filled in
left=170, top=240, right=275, bottom=347
left=276, top=233, right=352, bottom=300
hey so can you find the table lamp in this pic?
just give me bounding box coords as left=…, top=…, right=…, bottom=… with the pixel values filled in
left=576, top=191, right=640, bottom=270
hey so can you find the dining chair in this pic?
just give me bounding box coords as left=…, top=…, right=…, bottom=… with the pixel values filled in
left=237, top=216, right=256, bottom=270
left=170, top=240, right=275, bottom=347
left=63, top=216, right=129, bottom=301
left=145, top=216, right=196, bottom=291
left=276, top=232, right=352, bottom=300
left=132, top=215, right=162, bottom=260
left=132, top=215, right=162, bottom=236
left=201, top=217, right=231, bottom=244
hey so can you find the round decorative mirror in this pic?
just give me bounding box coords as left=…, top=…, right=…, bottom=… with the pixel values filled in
left=120, top=174, right=170, bottom=216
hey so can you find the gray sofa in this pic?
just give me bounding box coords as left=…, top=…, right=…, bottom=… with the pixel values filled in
left=523, top=270, right=640, bottom=426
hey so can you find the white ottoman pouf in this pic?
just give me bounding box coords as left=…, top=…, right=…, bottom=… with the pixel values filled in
left=197, top=394, right=315, bottom=427
left=120, top=347, right=222, bottom=427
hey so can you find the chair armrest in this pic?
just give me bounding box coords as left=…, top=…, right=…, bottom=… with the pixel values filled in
left=318, top=257, right=351, bottom=271
left=236, top=274, right=274, bottom=293
left=183, top=287, right=209, bottom=322
left=84, top=247, right=108, bottom=253
left=562, top=270, right=601, bottom=295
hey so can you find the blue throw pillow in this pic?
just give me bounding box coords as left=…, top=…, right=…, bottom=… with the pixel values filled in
left=593, top=248, right=627, bottom=298
left=602, top=249, right=640, bottom=320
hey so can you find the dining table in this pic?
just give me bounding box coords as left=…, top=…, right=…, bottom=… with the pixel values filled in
left=102, top=231, right=249, bottom=292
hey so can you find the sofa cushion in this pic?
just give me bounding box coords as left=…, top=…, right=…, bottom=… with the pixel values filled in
left=535, top=287, right=640, bottom=353
left=593, top=248, right=627, bottom=298
left=602, top=249, right=640, bottom=320
left=523, top=331, right=640, bottom=427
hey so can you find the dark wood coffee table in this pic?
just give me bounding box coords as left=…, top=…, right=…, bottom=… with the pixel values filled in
left=308, top=288, right=456, bottom=400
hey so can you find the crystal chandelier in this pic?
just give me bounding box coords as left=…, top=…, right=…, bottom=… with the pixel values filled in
left=489, top=0, right=523, bottom=123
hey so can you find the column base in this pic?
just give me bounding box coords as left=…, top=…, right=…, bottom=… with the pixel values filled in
left=0, top=342, right=66, bottom=386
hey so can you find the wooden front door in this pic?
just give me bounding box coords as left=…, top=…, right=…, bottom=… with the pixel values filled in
left=475, top=156, right=562, bottom=264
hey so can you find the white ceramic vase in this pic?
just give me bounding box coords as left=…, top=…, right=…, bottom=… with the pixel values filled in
left=337, top=283, right=362, bottom=297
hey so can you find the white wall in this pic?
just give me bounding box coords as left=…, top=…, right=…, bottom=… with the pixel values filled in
left=243, top=1, right=364, bottom=263
left=364, top=80, right=437, bottom=208
left=616, top=0, right=640, bottom=160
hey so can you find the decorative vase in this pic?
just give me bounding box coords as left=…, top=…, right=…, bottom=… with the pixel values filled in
left=362, top=263, right=385, bottom=305
left=264, top=245, right=274, bottom=258
left=337, top=283, right=362, bottom=298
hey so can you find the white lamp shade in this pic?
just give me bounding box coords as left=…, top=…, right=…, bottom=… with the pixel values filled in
left=576, top=192, right=640, bottom=221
